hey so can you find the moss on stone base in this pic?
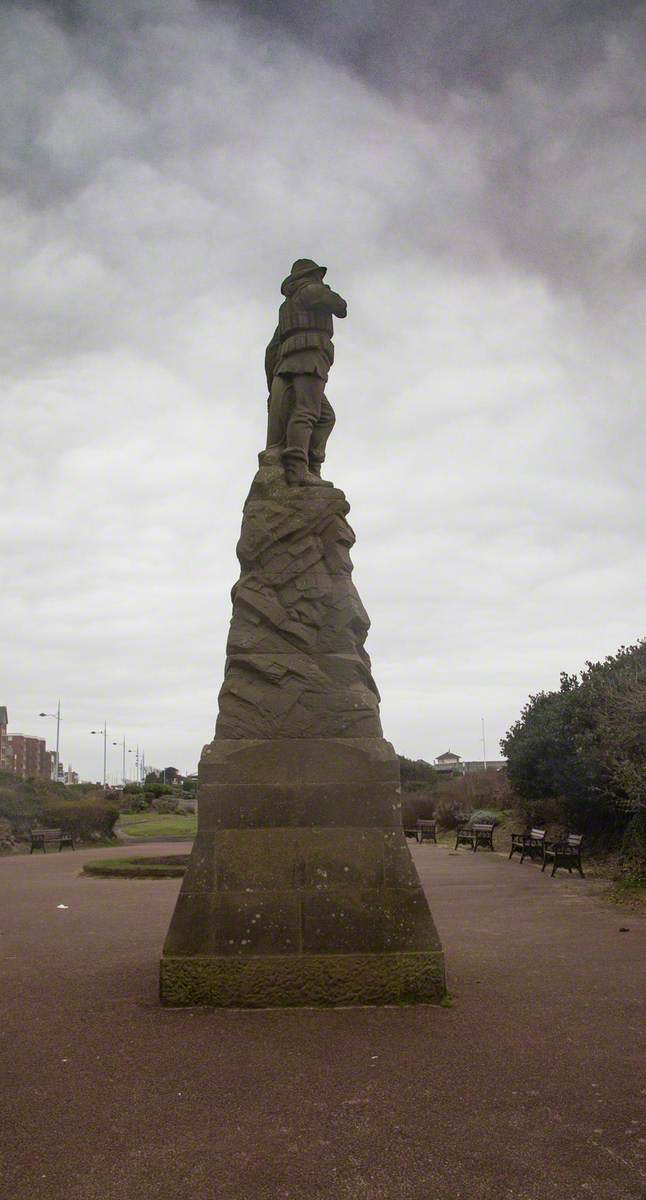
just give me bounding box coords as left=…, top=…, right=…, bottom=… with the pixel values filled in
left=160, top=950, right=446, bottom=1008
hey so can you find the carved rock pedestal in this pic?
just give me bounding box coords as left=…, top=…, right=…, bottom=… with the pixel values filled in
left=160, top=456, right=445, bottom=1006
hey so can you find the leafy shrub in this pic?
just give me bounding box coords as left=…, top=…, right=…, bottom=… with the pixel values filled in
left=401, top=790, right=436, bottom=827
left=398, top=756, right=437, bottom=787
left=120, top=793, right=151, bottom=814
left=0, top=784, right=41, bottom=835
left=616, top=809, right=646, bottom=885
left=0, top=775, right=118, bottom=841
left=151, top=796, right=179, bottom=814
left=0, top=817, right=15, bottom=850
left=434, top=792, right=470, bottom=830
left=144, top=783, right=174, bottom=799
left=434, top=770, right=512, bottom=829
left=469, top=809, right=503, bottom=827
left=502, top=640, right=646, bottom=838
left=39, top=795, right=120, bottom=840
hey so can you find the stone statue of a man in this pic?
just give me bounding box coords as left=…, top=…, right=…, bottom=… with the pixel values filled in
left=265, top=258, right=347, bottom=487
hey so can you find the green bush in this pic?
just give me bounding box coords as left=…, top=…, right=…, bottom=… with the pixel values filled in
left=0, top=817, right=15, bottom=850
left=144, top=783, right=174, bottom=799
left=151, top=797, right=180, bottom=814
left=0, top=785, right=39, bottom=835
left=434, top=770, right=512, bottom=830
left=469, top=809, right=503, bottom=827
left=40, top=795, right=119, bottom=840
left=401, top=790, right=436, bottom=826
left=434, top=793, right=470, bottom=830
left=120, top=794, right=151, bottom=814
left=502, top=640, right=646, bottom=839
left=398, top=755, right=437, bottom=787
left=0, top=774, right=118, bottom=841
left=617, top=809, right=646, bottom=885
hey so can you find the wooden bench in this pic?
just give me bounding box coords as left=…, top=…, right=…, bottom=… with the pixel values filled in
left=509, top=828, right=546, bottom=863
left=542, top=834, right=584, bottom=877
left=455, top=821, right=495, bottom=852
left=30, top=828, right=75, bottom=854
left=403, top=820, right=437, bottom=843
left=416, top=819, right=437, bottom=844
left=454, top=820, right=472, bottom=849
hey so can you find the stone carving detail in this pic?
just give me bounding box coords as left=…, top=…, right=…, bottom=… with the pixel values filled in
left=215, top=453, right=383, bottom=741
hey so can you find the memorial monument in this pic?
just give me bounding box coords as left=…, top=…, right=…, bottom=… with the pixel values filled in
left=160, top=260, right=446, bottom=1006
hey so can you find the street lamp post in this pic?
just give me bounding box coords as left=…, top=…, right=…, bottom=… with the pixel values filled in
left=112, top=737, right=134, bottom=785
left=91, top=722, right=108, bottom=788
left=39, top=701, right=61, bottom=781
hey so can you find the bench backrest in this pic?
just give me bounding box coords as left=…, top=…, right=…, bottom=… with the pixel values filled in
left=530, top=828, right=546, bottom=840
left=32, top=828, right=62, bottom=839
left=417, top=819, right=436, bottom=829
left=472, top=823, right=494, bottom=833
left=566, top=834, right=583, bottom=847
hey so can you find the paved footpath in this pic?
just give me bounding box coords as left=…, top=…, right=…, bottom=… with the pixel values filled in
left=1, top=842, right=644, bottom=1200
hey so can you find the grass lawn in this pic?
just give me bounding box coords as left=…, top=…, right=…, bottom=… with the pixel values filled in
left=117, top=811, right=197, bottom=839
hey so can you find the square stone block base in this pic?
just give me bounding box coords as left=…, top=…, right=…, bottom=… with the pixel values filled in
left=160, top=737, right=446, bottom=1008
left=160, top=950, right=445, bottom=1008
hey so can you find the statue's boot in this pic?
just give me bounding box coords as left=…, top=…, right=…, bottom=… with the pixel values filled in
left=307, top=460, right=335, bottom=487
left=285, top=464, right=334, bottom=488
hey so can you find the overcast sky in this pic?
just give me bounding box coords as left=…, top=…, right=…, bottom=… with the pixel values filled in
left=1, top=0, right=644, bottom=783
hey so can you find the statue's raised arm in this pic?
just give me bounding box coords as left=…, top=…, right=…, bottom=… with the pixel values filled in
left=265, top=258, right=347, bottom=487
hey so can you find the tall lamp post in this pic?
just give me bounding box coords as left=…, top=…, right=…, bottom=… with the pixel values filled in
left=39, top=701, right=61, bottom=782
left=112, top=737, right=134, bottom=785
left=91, top=722, right=108, bottom=788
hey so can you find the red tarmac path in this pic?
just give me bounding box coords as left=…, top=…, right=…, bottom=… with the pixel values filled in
left=1, top=841, right=644, bottom=1200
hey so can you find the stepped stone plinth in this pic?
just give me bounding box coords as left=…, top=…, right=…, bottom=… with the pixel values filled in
left=160, top=456, right=445, bottom=1007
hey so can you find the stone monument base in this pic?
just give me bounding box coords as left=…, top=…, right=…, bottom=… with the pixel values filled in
left=160, top=951, right=444, bottom=1008
left=160, top=737, right=446, bottom=1008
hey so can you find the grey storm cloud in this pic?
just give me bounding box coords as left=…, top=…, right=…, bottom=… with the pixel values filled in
left=1, top=0, right=644, bottom=780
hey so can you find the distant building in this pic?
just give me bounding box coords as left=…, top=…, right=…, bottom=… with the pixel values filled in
left=0, top=706, right=56, bottom=780
left=433, top=749, right=506, bottom=775
left=434, top=750, right=463, bottom=774
left=4, top=734, right=52, bottom=780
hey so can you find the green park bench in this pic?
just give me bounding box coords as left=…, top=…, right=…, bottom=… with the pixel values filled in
left=416, top=819, right=437, bottom=843
left=541, top=834, right=585, bottom=878
left=509, top=827, right=546, bottom=863
left=403, top=819, right=437, bottom=843
left=30, top=828, right=75, bottom=853
left=455, top=821, right=495, bottom=852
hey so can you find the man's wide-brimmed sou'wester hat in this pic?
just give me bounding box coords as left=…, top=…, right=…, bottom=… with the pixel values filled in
left=281, top=258, right=327, bottom=295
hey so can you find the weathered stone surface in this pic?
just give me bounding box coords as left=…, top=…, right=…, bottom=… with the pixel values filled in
left=200, top=737, right=400, bottom=786
left=160, top=457, right=446, bottom=1007
left=161, top=951, right=446, bottom=1008
left=215, top=458, right=382, bottom=741
left=198, top=781, right=402, bottom=831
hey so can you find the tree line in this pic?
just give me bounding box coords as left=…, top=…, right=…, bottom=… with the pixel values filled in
left=501, top=640, right=645, bottom=847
